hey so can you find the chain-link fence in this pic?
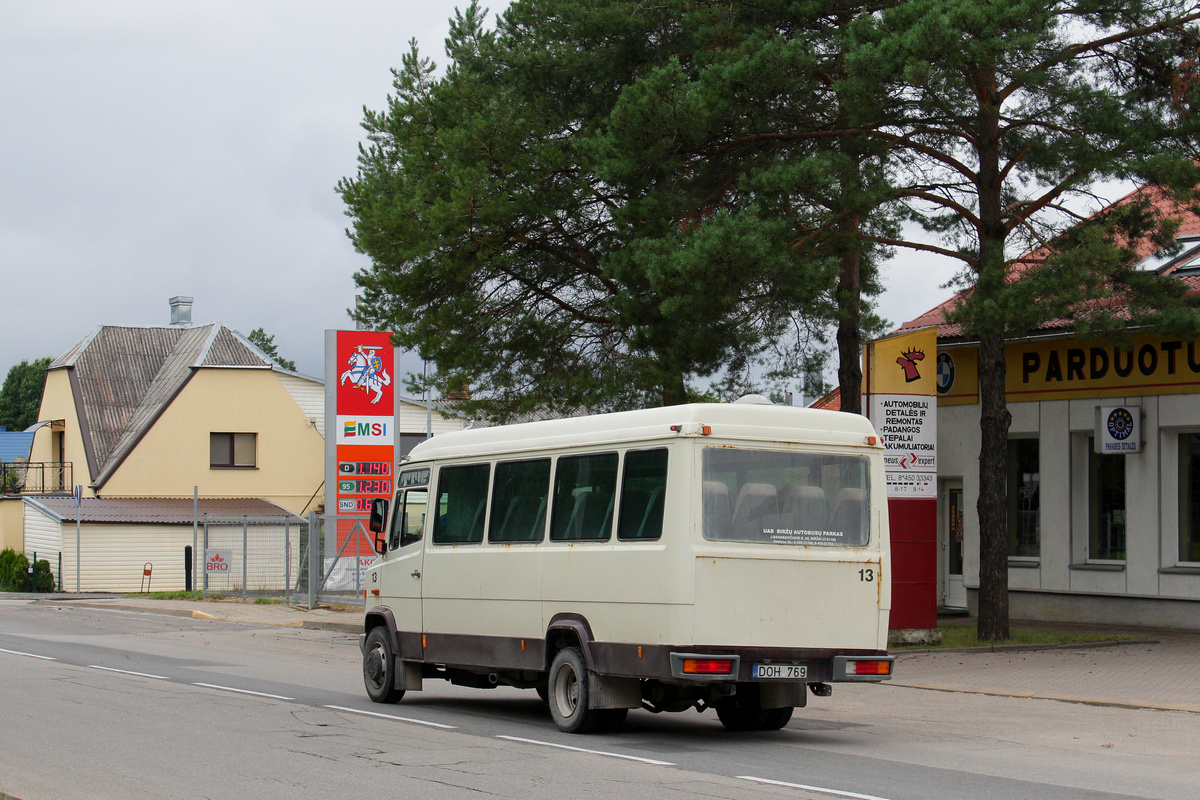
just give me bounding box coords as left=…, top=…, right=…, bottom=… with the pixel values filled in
left=199, top=514, right=304, bottom=603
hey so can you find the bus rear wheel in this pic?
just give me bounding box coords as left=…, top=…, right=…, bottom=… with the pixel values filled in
left=715, top=685, right=769, bottom=731
left=363, top=627, right=405, bottom=704
left=547, top=646, right=626, bottom=733
left=759, top=705, right=794, bottom=730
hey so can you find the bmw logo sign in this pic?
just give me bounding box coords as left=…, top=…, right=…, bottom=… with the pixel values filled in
left=936, top=352, right=955, bottom=395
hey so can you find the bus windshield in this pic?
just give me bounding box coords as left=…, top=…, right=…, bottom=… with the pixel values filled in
left=702, top=448, right=870, bottom=547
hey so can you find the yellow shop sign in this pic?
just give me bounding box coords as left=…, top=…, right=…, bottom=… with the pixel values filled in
left=934, top=335, right=1200, bottom=405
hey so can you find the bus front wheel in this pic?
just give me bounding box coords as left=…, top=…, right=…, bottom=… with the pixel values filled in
left=363, top=627, right=405, bottom=704
left=547, top=646, right=626, bottom=733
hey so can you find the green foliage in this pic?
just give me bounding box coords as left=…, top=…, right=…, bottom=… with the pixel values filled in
left=246, top=328, right=297, bottom=372
left=0, top=357, right=51, bottom=432
left=339, top=1, right=884, bottom=420
left=0, top=549, right=53, bottom=592
left=850, top=0, right=1200, bottom=639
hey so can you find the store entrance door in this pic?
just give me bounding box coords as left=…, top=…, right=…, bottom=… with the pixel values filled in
left=943, top=481, right=966, bottom=609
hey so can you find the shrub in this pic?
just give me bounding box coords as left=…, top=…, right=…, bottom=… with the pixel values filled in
left=0, top=548, right=28, bottom=591
left=0, top=549, right=55, bottom=591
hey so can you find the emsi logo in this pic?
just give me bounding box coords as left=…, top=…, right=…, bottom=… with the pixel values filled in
left=343, top=420, right=388, bottom=438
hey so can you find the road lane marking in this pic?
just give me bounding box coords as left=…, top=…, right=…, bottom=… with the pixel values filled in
left=89, top=665, right=169, bottom=680
left=0, top=647, right=55, bottom=660
left=496, top=735, right=675, bottom=766
left=738, top=776, right=894, bottom=800
left=323, top=704, right=457, bottom=729
left=193, top=682, right=294, bottom=700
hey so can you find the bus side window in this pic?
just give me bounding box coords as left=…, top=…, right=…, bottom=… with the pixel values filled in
left=618, top=448, right=668, bottom=541
left=432, top=464, right=490, bottom=544
left=550, top=453, right=618, bottom=541
left=393, top=489, right=427, bottom=551
left=489, top=459, right=551, bottom=542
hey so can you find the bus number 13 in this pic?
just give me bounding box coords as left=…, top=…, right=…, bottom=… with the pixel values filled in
left=859, top=568, right=875, bottom=582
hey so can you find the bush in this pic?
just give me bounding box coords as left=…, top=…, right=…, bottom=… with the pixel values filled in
left=0, top=548, right=55, bottom=591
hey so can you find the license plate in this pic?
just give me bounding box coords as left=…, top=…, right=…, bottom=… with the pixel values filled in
left=752, top=664, right=807, bottom=679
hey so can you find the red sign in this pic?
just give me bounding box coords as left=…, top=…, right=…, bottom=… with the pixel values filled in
left=336, top=331, right=395, bottom=414
left=333, top=331, right=396, bottom=517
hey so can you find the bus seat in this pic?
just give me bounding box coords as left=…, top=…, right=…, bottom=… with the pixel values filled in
left=500, top=495, right=546, bottom=541
left=731, top=483, right=778, bottom=540
left=632, top=485, right=665, bottom=540
left=780, top=485, right=828, bottom=531
left=441, top=497, right=485, bottom=542
left=561, top=489, right=612, bottom=540
left=703, top=481, right=731, bottom=538
left=830, top=488, right=868, bottom=542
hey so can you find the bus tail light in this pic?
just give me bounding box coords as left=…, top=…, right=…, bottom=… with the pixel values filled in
left=833, top=654, right=895, bottom=681
left=670, top=652, right=740, bottom=680
left=847, top=659, right=891, bottom=676
left=682, top=658, right=734, bottom=675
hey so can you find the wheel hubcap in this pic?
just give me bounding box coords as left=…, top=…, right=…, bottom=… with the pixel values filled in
left=366, top=646, right=385, bottom=685
left=555, top=664, right=579, bottom=714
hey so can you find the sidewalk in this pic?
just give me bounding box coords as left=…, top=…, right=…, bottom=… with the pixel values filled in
left=8, top=594, right=1199, bottom=713
left=890, top=619, right=1200, bottom=713
left=17, top=593, right=363, bottom=634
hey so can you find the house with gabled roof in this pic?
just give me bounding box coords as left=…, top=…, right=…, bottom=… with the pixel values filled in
left=29, top=318, right=326, bottom=513
left=898, top=184, right=1200, bottom=629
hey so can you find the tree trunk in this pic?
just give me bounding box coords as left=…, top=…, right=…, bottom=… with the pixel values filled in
left=661, top=370, right=688, bottom=406
left=973, top=63, right=1011, bottom=641
left=835, top=241, right=863, bottom=416
left=976, top=327, right=1011, bottom=640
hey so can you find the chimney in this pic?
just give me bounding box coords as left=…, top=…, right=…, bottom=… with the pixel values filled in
left=170, top=296, right=194, bottom=327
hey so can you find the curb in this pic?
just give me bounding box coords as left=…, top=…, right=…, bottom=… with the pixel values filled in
left=894, top=638, right=1159, bottom=656
left=884, top=682, right=1200, bottom=714
left=30, top=599, right=361, bottom=634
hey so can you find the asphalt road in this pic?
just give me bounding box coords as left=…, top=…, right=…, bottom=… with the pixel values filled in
left=1, top=600, right=1195, bottom=800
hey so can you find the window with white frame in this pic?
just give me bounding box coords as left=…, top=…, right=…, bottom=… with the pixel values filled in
left=1178, top=433, right=1200, bottom=564
left=1007, top=438, right=1040, bottom=558
left=1087, top=438, right=1126, bottom=561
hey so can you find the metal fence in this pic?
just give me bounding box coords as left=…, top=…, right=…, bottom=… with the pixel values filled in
left=199, top=514, right=304, bottom=603
left=1, top=461, right=72, bottom=495
left=296, top=512, right=376, bottom=609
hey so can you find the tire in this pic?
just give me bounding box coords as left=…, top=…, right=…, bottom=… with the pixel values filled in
left=547, top=646, right=616, bottom=733
left=759, top=706, right=794, bottom=730
left=362, top=626, right=405, bottom=704
left=715, top=685, right=769, bottom=731
left=535, top=684, right=549, bottom=703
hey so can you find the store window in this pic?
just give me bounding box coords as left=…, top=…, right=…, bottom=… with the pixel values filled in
left=1087, top=439, right=1126, bottom=561
left=1178, top=433, right=1200, bottom=563
left=210, top=432, right=256, bottom=468
left=1007, top=439, right=1040, bottom=558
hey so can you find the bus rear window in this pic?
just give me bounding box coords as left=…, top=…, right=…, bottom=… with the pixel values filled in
left=703, top=449, right=870, bottom=546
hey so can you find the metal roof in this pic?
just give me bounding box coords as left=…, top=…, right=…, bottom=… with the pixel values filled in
left=0, top=431, right=35, bottom=462
left=48, top=323, right=282, bottom=489
left=896, top=182, right=1200, bottom=340
left=25, top=496, right=305, bottom=525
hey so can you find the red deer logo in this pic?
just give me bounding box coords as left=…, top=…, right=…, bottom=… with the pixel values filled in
left=896, top=348, right=925, bottom=383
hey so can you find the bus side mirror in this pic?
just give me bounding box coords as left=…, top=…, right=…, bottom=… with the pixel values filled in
left=369, top=496, right=388, bottom=554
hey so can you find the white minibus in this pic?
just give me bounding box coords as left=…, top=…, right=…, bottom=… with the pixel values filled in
left=361, top=401, right=894, bottom=733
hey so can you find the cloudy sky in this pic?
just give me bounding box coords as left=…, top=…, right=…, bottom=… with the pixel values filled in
left=0, top=1, right=959, bottom=393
